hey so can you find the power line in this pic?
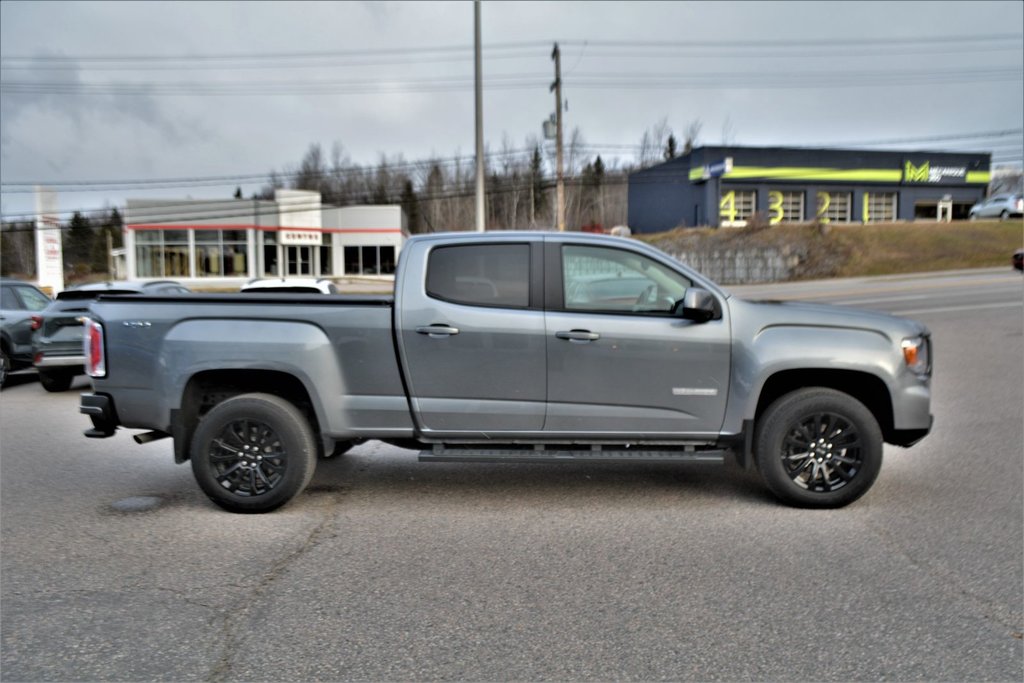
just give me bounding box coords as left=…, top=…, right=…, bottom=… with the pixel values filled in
left=0, top=41, right=551, bottom=63
left=557, top=34, right=1024, bottom=49
left=5, top=66, right=1019, bottom=97
left=3, top=33, right=1016, bottom=64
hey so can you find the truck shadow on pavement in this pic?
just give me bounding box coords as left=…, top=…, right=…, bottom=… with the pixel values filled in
left=307, top=446, right=774, bottom=508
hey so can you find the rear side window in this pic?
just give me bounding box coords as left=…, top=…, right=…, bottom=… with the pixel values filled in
left=426, top=244, right=530, bottom=308
left=14, top=286, right=50, bottom=311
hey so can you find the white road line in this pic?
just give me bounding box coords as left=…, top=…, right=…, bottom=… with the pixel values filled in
left=896, top=301, right=1024, bottom=315
left=836, top=294, right=930, bottom=305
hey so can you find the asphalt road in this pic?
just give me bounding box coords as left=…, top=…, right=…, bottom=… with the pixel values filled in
left=1, top=268, right=1021, bottom=682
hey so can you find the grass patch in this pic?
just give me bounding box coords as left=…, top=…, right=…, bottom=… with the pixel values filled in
left=829, top=220, right=1022, bottom=276
left=641, top=219, right=1022, bottom=281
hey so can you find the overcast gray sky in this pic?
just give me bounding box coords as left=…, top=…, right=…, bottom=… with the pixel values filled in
left=1, top=0, right=1022, bottom=220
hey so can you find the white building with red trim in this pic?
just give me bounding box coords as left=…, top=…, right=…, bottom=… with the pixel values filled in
left=122, top=190, right=406, bottom=286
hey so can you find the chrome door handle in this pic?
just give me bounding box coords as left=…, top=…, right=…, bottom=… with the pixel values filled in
left=416, top=325, right=460, bottom=338
left=555, top=330, right=600, bottom=342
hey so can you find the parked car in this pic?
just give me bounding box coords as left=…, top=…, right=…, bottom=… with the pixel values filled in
left=240, top=278, right=339, bottom=294
left=33, top=280, right=190, bottom=392
left=0, top=278, right=52, bottom=387
left=1014, top=249, right=1023, bottom=272
left=968, top=194, right=1024, bottom=220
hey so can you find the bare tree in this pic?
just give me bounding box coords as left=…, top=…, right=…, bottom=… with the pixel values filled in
left=721, top=116, right=737, bottom=146
left=683, top=120, right=703, bottom=154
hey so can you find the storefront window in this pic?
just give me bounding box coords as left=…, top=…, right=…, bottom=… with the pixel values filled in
left=320, top=233, right=332, bottom=276
left=361, top=246, right=379, bottom=275
left=263, top=231, right=278, bottom=276
left=136, top=229, right=190, bottom=277
left=816, top=192, right=852, bottom=223
left=344, top=245, right=397, bottom=275
left=768, top=191, right=804, bottom=224
left=380, top=246, right=396, bottom=275
left=863, top=192, right=897, bottom=223
left=344, top=246, right=360, bottom=275
left=194, top=229, right=248, bottom=278
left=719, top=190, right=756, bottom=226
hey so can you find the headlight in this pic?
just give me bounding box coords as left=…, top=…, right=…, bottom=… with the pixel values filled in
left=901, top=336, right=931, bottom=375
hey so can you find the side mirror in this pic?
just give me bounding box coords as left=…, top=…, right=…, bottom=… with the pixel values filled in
left=674, top=288, right=717, bottom=322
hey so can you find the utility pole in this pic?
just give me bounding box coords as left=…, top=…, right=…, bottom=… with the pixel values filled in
left=551, top=43, right=565, bottom=231
left=473, top=0, right=485, bottom=232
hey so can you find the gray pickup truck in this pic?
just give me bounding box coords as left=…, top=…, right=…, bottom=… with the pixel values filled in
left=80, top=231, right=933, bottom=513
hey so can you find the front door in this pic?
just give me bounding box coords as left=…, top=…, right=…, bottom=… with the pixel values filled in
left=544, top=241, right=731, bottom=438
left=397, top=241, right=546, bottom=435
left=286, top=246, right=312, bottom=276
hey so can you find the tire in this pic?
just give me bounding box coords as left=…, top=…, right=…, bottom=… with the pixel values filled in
left=1000, top=210, right=1009, bottom=221
left=968, top=212, right=977, bottom=221
left=190, top=393, right=317, bottom=513
left=754, top=388, right=883, bottom=508
left=0, top=348, right=9, bottom=388
left=39, top=368, right=75, bottom=393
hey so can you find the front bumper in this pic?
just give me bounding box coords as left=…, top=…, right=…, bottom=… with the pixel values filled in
left=80, top=393, right=119, bottom=438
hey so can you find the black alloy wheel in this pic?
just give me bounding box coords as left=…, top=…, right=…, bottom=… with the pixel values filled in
left=755, top=388, right=883, bottom=508
left=190, top=393, right=316, bottom=513
left=778, top=412, right=863, bottom=493
left=208, top=418, right=288, bottom=497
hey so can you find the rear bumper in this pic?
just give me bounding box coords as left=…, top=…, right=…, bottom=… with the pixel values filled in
left=35, top=354, right=85, bottom=368
left=80, top=393, right=119, bottom=438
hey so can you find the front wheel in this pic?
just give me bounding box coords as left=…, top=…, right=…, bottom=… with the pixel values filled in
left=190, top=393, right=317, bottom=513
left=755, top=388, right=883, bottom=508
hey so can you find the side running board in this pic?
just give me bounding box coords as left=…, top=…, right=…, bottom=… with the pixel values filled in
left=419, top=444, right=726, bottom=465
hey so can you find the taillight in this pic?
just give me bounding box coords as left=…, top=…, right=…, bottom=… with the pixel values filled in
left=30, top=315, right=42, bottom=331
left=83, top=318, right=106, bottom=378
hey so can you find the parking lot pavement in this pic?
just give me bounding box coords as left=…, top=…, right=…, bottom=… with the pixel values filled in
left=1, top=274, right=1021, bottom=681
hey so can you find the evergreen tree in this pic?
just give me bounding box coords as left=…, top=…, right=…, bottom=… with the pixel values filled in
left=65, top=211, right=94, bottom=276
left=91, top=208, right=124, bottom=274
left=400, top=179, right=421, bottom=234
left=530, top=146, right=545, bottom=216
left=664, top=134, right=678, bottom=160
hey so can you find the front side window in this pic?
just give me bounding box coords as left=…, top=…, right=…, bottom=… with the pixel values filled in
left=562, top=245, right=690, bottom=314
left=426, top=244, right=529, bottom=308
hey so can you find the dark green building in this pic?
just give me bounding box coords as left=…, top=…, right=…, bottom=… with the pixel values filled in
left=628, top=145, right=991, bottom=232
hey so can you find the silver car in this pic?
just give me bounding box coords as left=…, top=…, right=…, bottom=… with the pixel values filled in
left=968, top=193, right=1023, bottom=220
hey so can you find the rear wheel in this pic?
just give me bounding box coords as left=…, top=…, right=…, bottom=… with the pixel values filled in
left=190, top=393, right=317, bottom=513
left=1000, top=209, right=1010, bottom=221
left=755, top=388, right=883, bottom=508
left=38, top=368, right=75, bottom=392
left=0, top=348, right=9, bottom=388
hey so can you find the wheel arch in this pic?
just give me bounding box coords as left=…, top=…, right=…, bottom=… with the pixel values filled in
left=173, top=369, right=326, bottom=464
left=754, top=369, right=895, bottom=442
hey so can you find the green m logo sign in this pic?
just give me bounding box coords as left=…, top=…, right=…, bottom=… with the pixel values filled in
left=904, top=161, right=930, bottom=182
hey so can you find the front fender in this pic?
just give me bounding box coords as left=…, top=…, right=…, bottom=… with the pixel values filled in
left=723, top=324, right=900, bottom=433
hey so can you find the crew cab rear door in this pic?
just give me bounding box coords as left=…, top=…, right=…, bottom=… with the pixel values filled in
left=396, top=238, right=546, bottom=435
left=543, top=238, right=731, bottom=438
